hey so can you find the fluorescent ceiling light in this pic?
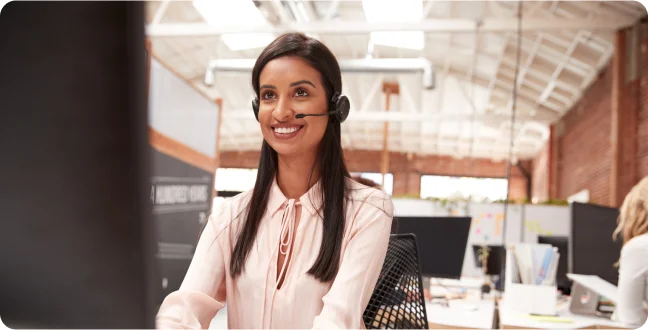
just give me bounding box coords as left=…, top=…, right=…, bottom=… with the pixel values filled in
left=362, top=0, right=423, bottom=23
left=221, top=33, right=276, bottom=51
left=362, top=0, right=424, bottom=50
left=370, top=31, right=424, bottom=50
left=193, top=0, right=275, bottom=51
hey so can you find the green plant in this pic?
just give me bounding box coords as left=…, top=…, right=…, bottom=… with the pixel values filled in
left=539, top=199, right=569, bottom=206
left=477, top=245, right=491, bottom=274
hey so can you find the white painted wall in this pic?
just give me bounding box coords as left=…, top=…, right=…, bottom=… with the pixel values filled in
left=392, top=198, right=449, bottom=217
left=149, top=59, right=220, bottom=158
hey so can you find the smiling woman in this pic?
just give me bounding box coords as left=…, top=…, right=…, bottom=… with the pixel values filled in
left=156, top=32, right=394, bottom=329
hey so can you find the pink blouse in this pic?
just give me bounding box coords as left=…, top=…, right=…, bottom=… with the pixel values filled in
left=156, top=178, right=393, bottom=329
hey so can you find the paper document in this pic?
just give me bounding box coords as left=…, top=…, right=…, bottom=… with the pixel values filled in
left=525, top=315, right=573, bottom=323
left=566, top=273, right=619, bottom=303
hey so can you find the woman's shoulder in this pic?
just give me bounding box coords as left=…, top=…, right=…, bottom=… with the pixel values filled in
left=345, top=177, right=394, bottom=217
left=208, top=189, right=254, bottom=236
left=621, top=233, right=648, bottom=256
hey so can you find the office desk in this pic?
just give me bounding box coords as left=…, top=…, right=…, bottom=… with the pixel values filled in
left=426, top=298, right=496, bottom=329
left=432, top=277, right=484, bottom=290
left=499, top=298, right=633, bottom=330
left=208, top=300, right=496, bottom=329
left=209, top=306, right=227, bottom=329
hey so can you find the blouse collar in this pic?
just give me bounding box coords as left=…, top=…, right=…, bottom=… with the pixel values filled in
left=267, top=177, right=323, bottom=217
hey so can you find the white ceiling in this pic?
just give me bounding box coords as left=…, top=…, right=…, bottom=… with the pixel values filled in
left=145, top=0, right=646, bottom=161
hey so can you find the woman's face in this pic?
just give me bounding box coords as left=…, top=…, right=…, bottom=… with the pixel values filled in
left=257, top=56, right=329, bottom=157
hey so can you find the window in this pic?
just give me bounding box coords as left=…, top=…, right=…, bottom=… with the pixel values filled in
left=420, top=175, right=507, bottom=202
left=215, top=168, right=258, bottom=192
left=351, top=172, right=394, bottom=196
left=213, top=168, right=258, bottom=209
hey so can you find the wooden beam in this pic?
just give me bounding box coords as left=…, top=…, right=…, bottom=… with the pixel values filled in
left=610, top=29, right=625, bottom=207
left=213, top=99, right=223, bottom=197
left=145, top=38, right=152, bottom=96
left=149, top=128, right=216, bottom=173
left=380, top=82, right=399, bottom=185
left=382, top=82, right=400, bottom=95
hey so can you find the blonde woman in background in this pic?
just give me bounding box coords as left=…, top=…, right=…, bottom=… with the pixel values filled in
left=613, top=176, right=648, bottom=326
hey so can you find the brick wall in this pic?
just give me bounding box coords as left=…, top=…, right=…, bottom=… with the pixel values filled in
left=641, top=76, right=648, bottom=178
left=640, top=23, right=648, bottom=179
left=220, top=150, right=529, bottom=200
left=532, top=24, right=648, bottom=207
left=555, top=66, right=613, bottom=205
left=532, top=143, right=549, bottom=201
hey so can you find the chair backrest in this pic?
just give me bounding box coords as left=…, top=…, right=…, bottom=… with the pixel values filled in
left=363, top=234, right=429, bottom=329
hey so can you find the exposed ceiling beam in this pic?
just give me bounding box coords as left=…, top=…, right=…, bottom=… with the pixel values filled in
left=323, top=0, right=340, bottom=21
left=218, top=142, right=541, bottom=160
left=485, top=32, right=511, bottom=124
left=207, top=58, right=432, bottom=74
left=224, top=128, right=544, bottom=152
left=222, top=109, right=553, bottom=124
left=340, top=75, right=359, bottom=120
left=446, top=68, right=560, bottom=119
left=146, top=18, right=636, bottom=37
left=300, top=1, right=320, bottom=21
left=422, top=1, right=435, bottom=19
left=269, top=0, right=292, bottom=23
left=499, top=56, right=579, bottom=96
left=150, top=0, right=171, bottom=25
left=360, top=78, right=384, bottom=112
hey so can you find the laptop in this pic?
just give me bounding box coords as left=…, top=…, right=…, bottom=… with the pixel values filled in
left=567, top=273, right=618, bottom=319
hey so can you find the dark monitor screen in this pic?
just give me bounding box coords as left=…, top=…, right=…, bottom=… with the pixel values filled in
left=471, top=245, right=506, bottom=276
left=0, top=2, right=156, bottom=328
left=396, top=216, right=472, bottom=279
left=571, top=202, right=622, bottom=286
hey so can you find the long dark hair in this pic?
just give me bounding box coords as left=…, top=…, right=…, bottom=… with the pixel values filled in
left=229, top=33, right=351, bottom=282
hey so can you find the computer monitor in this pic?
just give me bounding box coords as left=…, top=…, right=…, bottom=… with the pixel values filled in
left=571, top=202, right=622, bottom=286
left=471, top=245, right=506, bottom=276
left=0, top=2, right=156, bottom=328
left=396, top=216, right=472, bottom=279
left=537, top=236, right=572, bottom=293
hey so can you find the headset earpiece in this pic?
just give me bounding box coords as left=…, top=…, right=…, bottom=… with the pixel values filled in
left=252, top=98, right=260, bottom=121
left=331, top=92, right=350, bottom=123
left=252, top=93, right=350, bottom=123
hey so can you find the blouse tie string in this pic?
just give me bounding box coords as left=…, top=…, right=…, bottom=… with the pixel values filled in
left=260, top=199, right=301, bottom=328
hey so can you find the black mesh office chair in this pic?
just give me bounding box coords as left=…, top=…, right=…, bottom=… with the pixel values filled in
left=363, top=234, right=429, bottom=329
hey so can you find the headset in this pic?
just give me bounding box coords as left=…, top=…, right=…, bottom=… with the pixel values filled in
left=251, top=92, right=350, bottom=123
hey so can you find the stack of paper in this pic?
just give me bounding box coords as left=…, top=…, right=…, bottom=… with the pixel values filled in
left=509, top=244, right=560, bottom=286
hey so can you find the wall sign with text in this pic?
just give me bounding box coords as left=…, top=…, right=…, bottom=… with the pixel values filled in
left=150, top=148, right=213, bottom=305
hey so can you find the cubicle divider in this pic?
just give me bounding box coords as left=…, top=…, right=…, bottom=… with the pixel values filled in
left=462, top=203, right=523, bottom=277
left=522, top=204, right=571, bottom=244
left=570, top=202, right=622, bottom=286
left=392, top=199, right=572, bottom=278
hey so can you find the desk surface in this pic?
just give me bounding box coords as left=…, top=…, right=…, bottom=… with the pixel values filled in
left=499, top=298, right=632, bottom=329
left=209, top=307, right=227, bottom=329
left=426, top=298, right=496, bottom=329
left=208, top=300, right=496, bottom=329
left=433, top=277, right=484, bottom=290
